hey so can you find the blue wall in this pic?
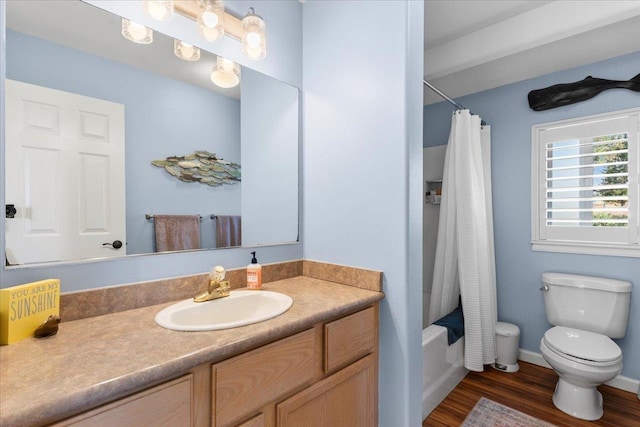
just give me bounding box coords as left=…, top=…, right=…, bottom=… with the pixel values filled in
left=303, top=1, right=424, bottom=425
left=7, top=30, right=241, bottom=255
left=241, top=68, right=299, bottom=246
left=424, top=51, right=640, bottom=380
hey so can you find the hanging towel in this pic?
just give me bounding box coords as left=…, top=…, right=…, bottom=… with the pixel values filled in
left=154, top=215, right=201, bottom=252
left=434, top=306, right=465, bottom=345
left=216, top=215, right=242, bottom=248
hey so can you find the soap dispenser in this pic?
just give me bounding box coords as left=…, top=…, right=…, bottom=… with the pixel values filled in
left=247, top=251, right=262, bottom=290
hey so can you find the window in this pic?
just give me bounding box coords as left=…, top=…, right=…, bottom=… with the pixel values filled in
left=531, top=108, right=639, bottom=257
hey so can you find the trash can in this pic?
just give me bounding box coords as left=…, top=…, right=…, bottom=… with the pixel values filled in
left=493, top=321, right=520, bottom=373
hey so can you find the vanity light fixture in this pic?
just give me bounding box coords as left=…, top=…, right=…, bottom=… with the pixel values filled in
left=197, top=0, right=225, bottom=42
left=132, top=1, right=267, bottom=60
left=174, top=40, right=201, bottom=61
left=121, top=18, right=153, bottom=44
left=169, top=1, right=267, bottom=61
left=210, top=56, right=240, bottom=88
left=143, top=0, right=174, bottom=21
left=241, top=7, right=266, bottom=60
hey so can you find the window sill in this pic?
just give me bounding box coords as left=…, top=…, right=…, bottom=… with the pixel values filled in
left=531, top=240, right=640, bottom=258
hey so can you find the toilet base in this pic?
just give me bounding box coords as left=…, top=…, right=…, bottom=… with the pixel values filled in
left=552, top=377, right=603, bottom=421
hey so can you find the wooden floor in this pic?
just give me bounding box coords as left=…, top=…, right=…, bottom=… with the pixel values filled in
left=423, top=361, right=640, bottom=427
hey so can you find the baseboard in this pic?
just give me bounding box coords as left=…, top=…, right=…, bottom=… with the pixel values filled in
left=518, top=349, right=551, bottom=369
left=518, top=348, right=640, bottom=395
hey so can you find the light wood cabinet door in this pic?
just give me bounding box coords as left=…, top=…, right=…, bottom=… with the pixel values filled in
left=276, top=355, right=376, bottom=427
left=324, top=307, right=376, bottom=373
left=214, top=329, right=316, bottom=427
left=52, top=375, right=194, bottom=427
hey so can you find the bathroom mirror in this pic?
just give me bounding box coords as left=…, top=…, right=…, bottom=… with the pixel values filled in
left=3, top=0, right=299, bottom=266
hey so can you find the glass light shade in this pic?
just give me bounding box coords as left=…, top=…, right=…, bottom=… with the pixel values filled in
left=197, top=1, right=225, bottom=42
left=242, top=8, right=266, bottom=60
left=121, top=19, right=153, bottom=44
left=210, top=57, right=240, bottom=88
left=174, top=40, right=200, bottom=61
left=143, top=0, right=174, bottom=21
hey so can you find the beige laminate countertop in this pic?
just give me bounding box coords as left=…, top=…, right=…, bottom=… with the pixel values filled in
left=0, top=276, right=384, bottom=427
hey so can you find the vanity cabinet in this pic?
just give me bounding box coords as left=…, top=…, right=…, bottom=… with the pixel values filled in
left=273, top=307, right=378, bottom=427
left=51, top=304, right=378, bottom=427
left=214, top=305, right=379, bottom=427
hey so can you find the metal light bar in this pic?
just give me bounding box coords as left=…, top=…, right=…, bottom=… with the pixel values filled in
left=174, top=1, right=243, bottom=40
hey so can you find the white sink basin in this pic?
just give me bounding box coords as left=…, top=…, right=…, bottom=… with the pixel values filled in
left=155, top=290, right=293, bottom=331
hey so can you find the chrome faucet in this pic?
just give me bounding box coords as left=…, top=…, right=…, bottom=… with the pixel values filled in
left=194, top=265, right=231, bottom=302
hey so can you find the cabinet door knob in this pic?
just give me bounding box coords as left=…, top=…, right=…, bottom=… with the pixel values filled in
left=103, top=240, right=123, bottom=249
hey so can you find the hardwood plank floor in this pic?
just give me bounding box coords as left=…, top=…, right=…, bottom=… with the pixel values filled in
left=423, top=361, right=640, bottom=427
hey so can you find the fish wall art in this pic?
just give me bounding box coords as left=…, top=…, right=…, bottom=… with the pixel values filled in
left=151, top=151, right=241, bottom=187
left=528, top=73, right=640, bottom=111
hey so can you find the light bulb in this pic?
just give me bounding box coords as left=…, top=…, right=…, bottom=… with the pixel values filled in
left=122, top=19, right=153, bottom=44
left=211, top=57, right=240, bottom=88
left=241, top=8, right=266, bottom=60
left=200, top=26, right=220, bottom=42
left=197, top=1, right=224, bottom=42
left=202, top=8, right=219, bottom=28
left=245, top=46, right=263, bottom=60
left=174, top=39, right=200, bottom=61
left=128, top=22, right=147, bottom=39
left=180, top=43, right=195, bottom=57
left=219, top=58, right=234, bottom=72
left=144, top=0, right=174, bottom=21
left=246, top=31, right=261, bottom=48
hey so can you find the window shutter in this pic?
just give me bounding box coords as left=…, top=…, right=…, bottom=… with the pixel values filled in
left=532, top=108, right=639, bottom=256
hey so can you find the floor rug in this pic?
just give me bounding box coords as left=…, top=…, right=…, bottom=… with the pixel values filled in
left=461, top=397, right=557, bottom=427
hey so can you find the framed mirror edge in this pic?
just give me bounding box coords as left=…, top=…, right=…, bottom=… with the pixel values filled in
left=0, top=0, right=303, bottom=289
left=3, top=240, right=301, bottom=271
left=1, top=241, right=304, bottom=292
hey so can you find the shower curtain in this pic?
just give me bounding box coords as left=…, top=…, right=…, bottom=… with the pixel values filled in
left=429, top=109, right=497, bottom=372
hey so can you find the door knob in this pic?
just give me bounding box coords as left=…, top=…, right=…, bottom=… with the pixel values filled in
left=103, top=240, right=123, bottom=249
left=6, top=204, right=17, bottom=219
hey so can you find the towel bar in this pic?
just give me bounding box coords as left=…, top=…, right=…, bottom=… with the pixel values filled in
left=209, top=215, right=241, bottom=220
left=145, top=214, right=203, bottom=220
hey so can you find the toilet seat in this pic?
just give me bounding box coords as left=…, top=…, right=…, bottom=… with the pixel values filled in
left=543, top=326, right=622, bottom=367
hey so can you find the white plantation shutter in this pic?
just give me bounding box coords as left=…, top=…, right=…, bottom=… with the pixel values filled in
left=532, top=108, right=640, bottom=257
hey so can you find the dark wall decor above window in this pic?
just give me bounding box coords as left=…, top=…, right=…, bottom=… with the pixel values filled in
left=528, top=73, right=640, bottom=111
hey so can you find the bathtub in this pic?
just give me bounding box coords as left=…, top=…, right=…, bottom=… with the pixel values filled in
left=422, top=324, right=468, bottom=419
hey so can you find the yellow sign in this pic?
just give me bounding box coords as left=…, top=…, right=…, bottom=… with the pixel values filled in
left=0, top=279, right=60, bottom=345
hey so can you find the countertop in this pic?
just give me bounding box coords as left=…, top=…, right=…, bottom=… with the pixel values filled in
left=0, top=276, right=384, bottom=427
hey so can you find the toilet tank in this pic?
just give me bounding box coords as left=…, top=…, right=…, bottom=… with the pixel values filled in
left=542, top=272, right=632, bottom=338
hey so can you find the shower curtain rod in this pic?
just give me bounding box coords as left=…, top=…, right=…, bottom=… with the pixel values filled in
left=423, top=79, right=487, bottom=126
left=423, top=80, right=466, bottom=110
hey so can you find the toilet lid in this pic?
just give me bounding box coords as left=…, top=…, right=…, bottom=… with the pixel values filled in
left=544, top=326, right=621, bottom=363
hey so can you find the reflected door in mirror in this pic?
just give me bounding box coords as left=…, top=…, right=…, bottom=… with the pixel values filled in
left=5, top=80, right=126, bottom=265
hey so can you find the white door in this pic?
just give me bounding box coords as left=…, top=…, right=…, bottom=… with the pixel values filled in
left=5, top=79, right=126, bottom=265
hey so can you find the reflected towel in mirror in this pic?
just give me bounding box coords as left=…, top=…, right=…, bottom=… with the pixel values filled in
left=216, top=215, right=241, bottom=248
left=153, top=215, right=201, bottom=252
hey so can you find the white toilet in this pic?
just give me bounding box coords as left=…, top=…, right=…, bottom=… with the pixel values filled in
left=539, top=272, right=631, bottom=421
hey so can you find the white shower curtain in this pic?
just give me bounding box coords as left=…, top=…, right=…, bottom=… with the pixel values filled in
left=429, top=109, right=497, bottom=372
